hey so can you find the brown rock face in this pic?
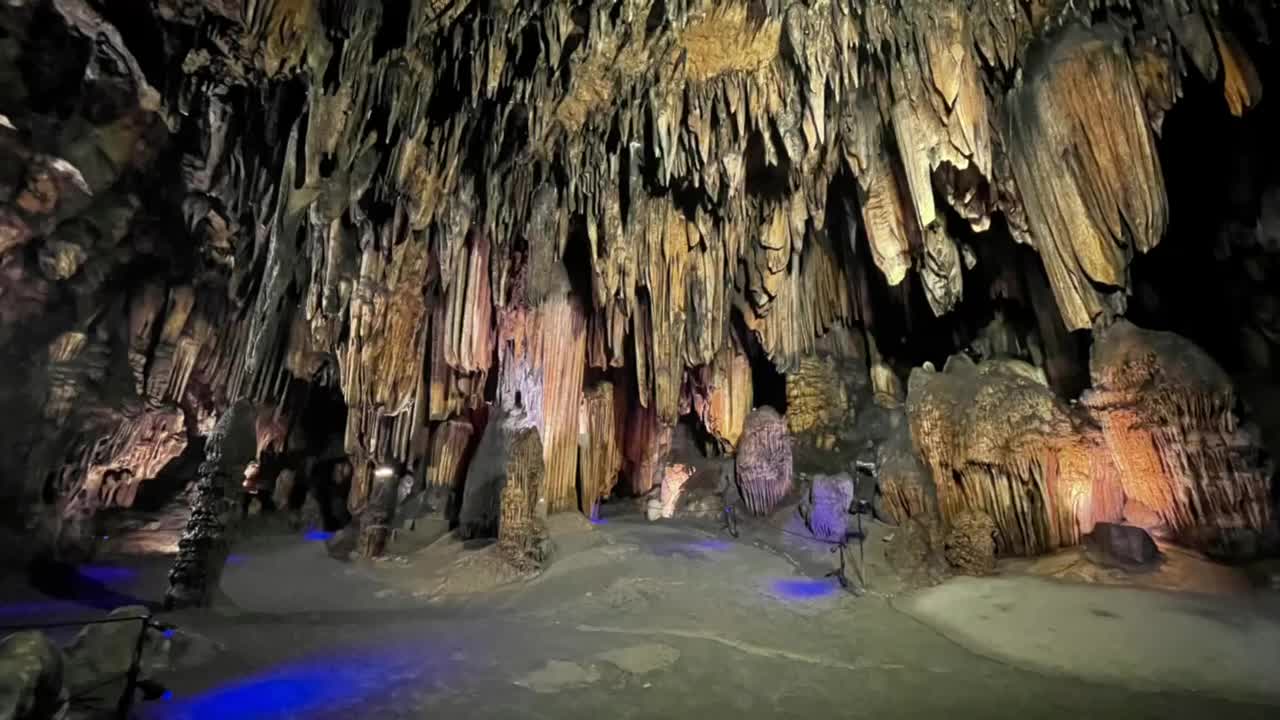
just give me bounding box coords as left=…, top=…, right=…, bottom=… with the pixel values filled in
left=1083, top=321, right=1274, bottom=556
left=784, top=340, right=867, bottom=449
left=906, top=321, right=1275, bottom=559
left=907, top=356, right=1122, bottom=556
left=944, top=510, right=997, bottom=576
left=498, top=428, right=549, bottom=571
left=735, top=408, right=793, bottom=516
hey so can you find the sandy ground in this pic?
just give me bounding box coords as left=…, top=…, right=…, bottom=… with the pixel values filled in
left=3, top=512, right=1279, bottom=720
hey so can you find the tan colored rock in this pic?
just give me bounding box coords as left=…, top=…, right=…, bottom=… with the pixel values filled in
left=944, top=510, right=997, bottom=576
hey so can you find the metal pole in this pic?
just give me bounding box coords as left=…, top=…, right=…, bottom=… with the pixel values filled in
left=115, top=612, right=151, bottom=720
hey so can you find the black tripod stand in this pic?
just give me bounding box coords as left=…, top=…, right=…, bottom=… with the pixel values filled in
left=825, top=499, right=870, bottom=596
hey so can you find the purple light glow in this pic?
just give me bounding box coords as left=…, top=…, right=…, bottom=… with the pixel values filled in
left=146, top=643, right=449, bottom=720
left=770, top=578, right=839, bottom=600
left=77, top=564, right=137, bottom=583
left=0, top=600, right=81, bottom=617
left=303, top=530, right=334, bottom=542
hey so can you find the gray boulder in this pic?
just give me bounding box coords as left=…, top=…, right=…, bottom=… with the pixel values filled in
left=1086, top=522, right=1160, bottom=567
left=0, top=631, right=67, bottom=720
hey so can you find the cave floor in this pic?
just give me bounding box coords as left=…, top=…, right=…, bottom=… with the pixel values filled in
left=6, top=514, right=1280, bottom=720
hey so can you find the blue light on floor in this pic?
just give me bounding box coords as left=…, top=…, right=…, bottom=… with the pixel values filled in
left=771, top=578, right=839, bottom=600
left=303, top=530, right=334, bottom=542
left=77, top=564, right=137, bottom=583
left=155, top=647, right=431, bottom=720
left=588, top=517, right=608, bottom=525
left=689, top=539, right=732, bottom=552
left=0, top=600, right=79, bottom=617
left=226, top=554, right=247, bottom=566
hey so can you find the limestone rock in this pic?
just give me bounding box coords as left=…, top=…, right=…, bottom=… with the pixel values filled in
left=1084, top=320, right=1274, bottom=558
left=735, top=408, right=793, bottom=516
left=647, top=462, right=696, bottom=522
left=944, top=510, right=997, bottom=576
left=0, top=631, right=66, bottom=720
left=798, top=473, right=855, bottom=542
left=1085, top=522, right=1160, bottom=568
left=497, top=427, right=550, bottom=571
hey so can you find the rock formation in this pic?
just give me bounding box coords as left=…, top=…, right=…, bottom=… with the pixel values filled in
left=164, top=399, right=256, bottom=609
left=799, top=472, right=856, bottom=542
left=497, top=427, right=550, bottom=570
left=943, top=509, right=997, bottom=575
left=735, top=407, right=794, bottom=516
left=1083, top=321, right=1275, bottom=556
left=0, top=0, right=1276, bottom=567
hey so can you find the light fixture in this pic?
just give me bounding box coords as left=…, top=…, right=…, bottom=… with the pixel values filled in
left=373, top=465, right=397, bottom=479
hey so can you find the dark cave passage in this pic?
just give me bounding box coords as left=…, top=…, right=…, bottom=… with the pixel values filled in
left=1131, top=43, right=1280, bottom=382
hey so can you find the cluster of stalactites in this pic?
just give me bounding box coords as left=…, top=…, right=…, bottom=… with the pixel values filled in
left=9, top=1, right=1268, bottom=514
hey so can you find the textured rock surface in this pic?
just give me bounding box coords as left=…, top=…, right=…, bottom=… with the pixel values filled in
left=799, top=472, right=855, bottom=542
left=1083, top=321, right=1274, bottom=557
left=735, top=407, right=793, bottom=516
left=0, top=631, right=66, bottom=720
left=0, top=0, right=1275, bottom=565
left=907, top=356, right=1123, bottom=556
left=1086, top=523, right=1161, bottom=568
left=944, top=510, right=997, bottom=575
left=497, top=427, right=550, bottom=571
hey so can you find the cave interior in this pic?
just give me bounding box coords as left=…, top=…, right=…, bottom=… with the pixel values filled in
left=2, top=1, right=1280, bottom=718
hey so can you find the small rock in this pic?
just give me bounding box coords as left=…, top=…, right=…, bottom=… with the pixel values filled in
left=1086, top=522, right=1160, bottom=567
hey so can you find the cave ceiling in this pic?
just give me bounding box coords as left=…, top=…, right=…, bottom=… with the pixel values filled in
left=0, top=0, right=1272, bottom=507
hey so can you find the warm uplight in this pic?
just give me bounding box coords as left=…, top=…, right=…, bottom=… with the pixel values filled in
left=373, top=465, right=396, bottom=479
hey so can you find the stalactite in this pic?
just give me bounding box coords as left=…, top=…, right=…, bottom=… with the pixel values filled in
left=1, top=0, right=1275, bottom=541
left=623, top=402, right=671, bottom=497
left=691, top=340, right=753, bottom=451
left=497, top=293, right=588, bottom=512
left=426, top=419, right=475, bottom=491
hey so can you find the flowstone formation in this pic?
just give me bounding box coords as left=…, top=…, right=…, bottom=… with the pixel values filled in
left=1083, top=321, right=1275, bottom=556
left=0, top=0, right=1276, bottom=570
left=905, top=323, right=1275, bottom=560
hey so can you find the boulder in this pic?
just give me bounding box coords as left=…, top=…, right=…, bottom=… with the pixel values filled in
left=324, top=525, right=358, bottom=560
left=885, top=516, right=946, bottom=587
left=943, top=510, right=997, bottom=575
left=798, top=473, right=855, bottom=542
left=1085, top=522, right=1160, bottom=567
left=0, top=631, right=66, bottom=720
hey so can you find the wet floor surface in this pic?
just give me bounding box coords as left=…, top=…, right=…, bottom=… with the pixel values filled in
left=4, top=517, right=1278, bottom=720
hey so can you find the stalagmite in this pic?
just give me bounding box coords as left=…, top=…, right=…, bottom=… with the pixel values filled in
left=426, top=419, right=475, bottom=492
left=735, top=407, right=793, bottom=516
left=497, top=427, right=549, bottom=570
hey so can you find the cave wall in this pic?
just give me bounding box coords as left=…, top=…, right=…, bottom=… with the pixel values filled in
left=1, top=0, right=1275, bottom=550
